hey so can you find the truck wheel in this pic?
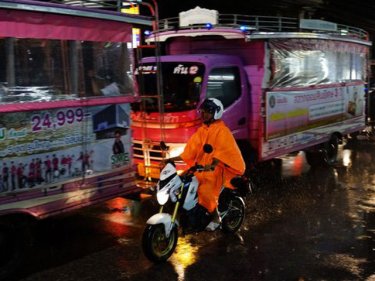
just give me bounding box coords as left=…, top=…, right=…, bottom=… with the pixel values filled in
left=236, top=140, right=257, bottom=175
left=323, top=135, right=339, bottom=165
left=305, top=135, right=339, bottom=168
left=0, top=219, right=32, bottom=280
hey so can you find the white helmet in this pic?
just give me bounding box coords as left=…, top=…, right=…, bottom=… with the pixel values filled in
left=199, top=98, right=224, bottom=120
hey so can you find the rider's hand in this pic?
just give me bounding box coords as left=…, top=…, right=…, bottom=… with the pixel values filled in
left=203, top=164, right=215, bottom=171
left=203, top=158, right=219, bottom=171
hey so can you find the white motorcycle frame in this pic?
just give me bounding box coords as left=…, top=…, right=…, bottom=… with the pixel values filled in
left=146, top=162, right=199, bottom=237
left=182, top=177, right=199, bottom=210
left=146, top=213, right=177, bottom=238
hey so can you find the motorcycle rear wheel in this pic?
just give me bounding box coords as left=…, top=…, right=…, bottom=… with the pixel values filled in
left=220, top=196, right=245, bottom=233
left=142, top=224, right=178, bottom=262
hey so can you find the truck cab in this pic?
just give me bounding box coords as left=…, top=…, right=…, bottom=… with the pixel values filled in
left=133, top=54, right=250, bottom=176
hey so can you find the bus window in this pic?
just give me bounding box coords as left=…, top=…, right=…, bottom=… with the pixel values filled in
left=0, top=38, right=135, bottom=103
left=82, top=41, right=134, bottom=97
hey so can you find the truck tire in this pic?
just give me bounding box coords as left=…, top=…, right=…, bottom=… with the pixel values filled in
left=324, top=135, right=339, bottom=165
left=0, top=218, right=33, bottom=280
left=236, top=140, right=257, bottom=175
left=305, top=135, right=339, bottom=168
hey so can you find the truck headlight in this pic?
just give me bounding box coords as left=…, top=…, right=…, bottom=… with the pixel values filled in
left=168, top=144, right=185, bottom=158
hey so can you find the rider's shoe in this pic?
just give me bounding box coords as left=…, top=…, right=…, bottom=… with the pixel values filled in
left=205, top=220, right=221, bottom=231
left=206, top=208, right=221, bottom=231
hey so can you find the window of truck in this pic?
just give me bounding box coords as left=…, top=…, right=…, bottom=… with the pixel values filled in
left=206, top=67, right=241, bottom=108
left=270, top=39, right=367, bottom=88
left=134, top=62, right=204, bottom=112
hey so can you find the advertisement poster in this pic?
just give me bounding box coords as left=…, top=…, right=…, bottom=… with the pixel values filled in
left=265, top=84, right=365, bottom=140
left=0, top=104, right=131, bottom=193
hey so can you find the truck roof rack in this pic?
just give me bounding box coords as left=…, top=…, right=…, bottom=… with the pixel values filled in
left=154, top=13, right=369, bottom=42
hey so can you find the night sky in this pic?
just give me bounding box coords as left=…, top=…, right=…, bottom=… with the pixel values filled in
left=154, top=0, right=375, bottom=36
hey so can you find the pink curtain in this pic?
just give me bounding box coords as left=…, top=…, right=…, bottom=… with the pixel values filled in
left=0, top=9, right=132, bottom=42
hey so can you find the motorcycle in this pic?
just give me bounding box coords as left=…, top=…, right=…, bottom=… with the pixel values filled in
left=142, top=144, right=251, bottom=262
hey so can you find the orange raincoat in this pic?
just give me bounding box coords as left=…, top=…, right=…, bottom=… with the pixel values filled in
left=180, top=120, right=245, bottom=213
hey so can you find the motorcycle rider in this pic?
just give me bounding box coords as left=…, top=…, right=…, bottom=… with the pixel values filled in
left=165, top=98, right=246, bottom=231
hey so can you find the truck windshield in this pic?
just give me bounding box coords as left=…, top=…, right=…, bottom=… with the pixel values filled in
left=134, top=62, right=204, bottom=112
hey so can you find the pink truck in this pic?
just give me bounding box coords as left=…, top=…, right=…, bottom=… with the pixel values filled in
left=132, top=7, right=372, bottom=178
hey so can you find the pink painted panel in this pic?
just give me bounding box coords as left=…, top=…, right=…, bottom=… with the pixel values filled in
left=0, top=9, right=132, bottom=42
left=0, top=167, right=138, bottom=219
left=243, top=64, right=265, bottom=156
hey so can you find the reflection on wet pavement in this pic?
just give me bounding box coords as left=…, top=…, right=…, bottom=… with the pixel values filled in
left=16, top=138, right=375, bottom=281
left=171, top=237, right=198, bottom=281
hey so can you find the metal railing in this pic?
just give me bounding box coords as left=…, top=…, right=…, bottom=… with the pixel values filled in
left=157, top=14, right=369, bottom=41
left=48, top=0, right=122, bottom=10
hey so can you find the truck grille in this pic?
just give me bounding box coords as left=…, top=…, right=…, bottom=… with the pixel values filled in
left=132, top=141, right=165, bottom=161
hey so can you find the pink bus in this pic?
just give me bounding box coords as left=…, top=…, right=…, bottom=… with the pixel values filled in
left=132, top=7, right=371, bottom=178
left=0, top=0, right=150, bottom=278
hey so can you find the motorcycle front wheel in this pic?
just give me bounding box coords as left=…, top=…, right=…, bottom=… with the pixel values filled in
left=220, top=196, right=245, bottom=233
left=142, top=224, right=178, bottom=262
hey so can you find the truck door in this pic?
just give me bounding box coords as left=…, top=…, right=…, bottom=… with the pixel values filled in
left=206, top=66, right=249, bottom=139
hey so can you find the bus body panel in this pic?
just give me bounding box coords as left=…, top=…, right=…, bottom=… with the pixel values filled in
left=0, top=1, right=150, bottom=279
left=0, top=167, right=137, bottom=219
left=0, top=1, right=151, bottom=218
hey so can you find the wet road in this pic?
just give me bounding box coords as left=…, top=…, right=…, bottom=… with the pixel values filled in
left=14, top=138, right=375, bottom=281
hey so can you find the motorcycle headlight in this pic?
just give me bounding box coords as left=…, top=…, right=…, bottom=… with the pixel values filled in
left=156, top=185, right=170, bottom=205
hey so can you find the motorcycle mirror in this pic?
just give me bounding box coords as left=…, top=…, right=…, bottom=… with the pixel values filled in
left=203, top=144, right=213, bottom=153
left=160, top=141, right=168, bottom=151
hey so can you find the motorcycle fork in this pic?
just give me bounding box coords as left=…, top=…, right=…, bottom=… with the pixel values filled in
left=158, top=183, right=184, bottom=217
left=171, top=183, right=184, bottom=223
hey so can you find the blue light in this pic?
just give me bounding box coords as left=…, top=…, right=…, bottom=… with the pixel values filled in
left=144, top=30, right=151, bottom=36
left=205, top=23, right=213, bottom=30
left=240, top=26, right=247, bottom=31
left=240, top=26, right=256, bottom=32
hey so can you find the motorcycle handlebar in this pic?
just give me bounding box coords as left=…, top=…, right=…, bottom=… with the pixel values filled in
left=163, top=161, right=209, bottom=177
left=186, top=164, right=205, bottom=174
left=195, top=165, right=205, bottom=172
